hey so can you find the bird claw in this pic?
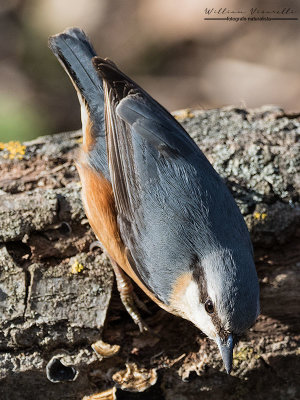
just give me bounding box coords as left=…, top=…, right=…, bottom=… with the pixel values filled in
left=132, top=292, right=151, bottom=315
left=120, top=292, right=150, bottom=333
left=111, top=260, right=151, bottom=333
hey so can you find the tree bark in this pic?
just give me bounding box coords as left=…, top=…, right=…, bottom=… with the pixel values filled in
left=0, top=106, right=299, bottom=400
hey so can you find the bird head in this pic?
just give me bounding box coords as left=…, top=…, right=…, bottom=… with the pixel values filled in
left=171, top=247, right=260, bottom=374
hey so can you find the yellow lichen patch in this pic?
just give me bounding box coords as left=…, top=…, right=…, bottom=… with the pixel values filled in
left=173, top=109, right=195, bottom=121
left=233, top=346, right=260, bottom=368
left=0, top=141, right=26, bottom=160
left=253, top=212, right=267, bottom=221
left=70, top=260, right=84, bottom=274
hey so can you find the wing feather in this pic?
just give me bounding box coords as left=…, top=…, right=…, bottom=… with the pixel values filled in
left=92, top=57, right=249, bottom=304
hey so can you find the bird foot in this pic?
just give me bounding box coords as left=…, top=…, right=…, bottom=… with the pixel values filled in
left=111, top=261, right=150, bottom=333
left=120, top=291, right=150, bottom=333
left=132, top=291, right=151, bottom=315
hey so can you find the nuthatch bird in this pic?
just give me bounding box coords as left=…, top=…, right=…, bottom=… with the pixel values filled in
left=49, top=28, right=260, bottom=374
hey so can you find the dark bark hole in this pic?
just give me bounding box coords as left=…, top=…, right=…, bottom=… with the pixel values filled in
left=6, top=241, right=32, bottom=264
left=46, top=358, right=78, bottom=383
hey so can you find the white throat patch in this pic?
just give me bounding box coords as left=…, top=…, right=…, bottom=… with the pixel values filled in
left=183, top=280, right=217, bottom=340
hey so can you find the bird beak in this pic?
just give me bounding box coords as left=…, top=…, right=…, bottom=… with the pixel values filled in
left=216, top=334, right=234, bottom=374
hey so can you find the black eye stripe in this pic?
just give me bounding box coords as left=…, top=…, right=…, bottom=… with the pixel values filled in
left=190, top=255, right=223, bottom=333
left=190, top=255, right=208, bottom=303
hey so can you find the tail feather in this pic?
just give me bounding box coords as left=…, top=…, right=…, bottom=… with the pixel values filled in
left=49, top=27, right=109, bottom=178
left=48, top=27, right=102, bottom=108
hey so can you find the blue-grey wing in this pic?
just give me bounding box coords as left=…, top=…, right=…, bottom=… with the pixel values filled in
left=94, top=58, right=251, bottom=304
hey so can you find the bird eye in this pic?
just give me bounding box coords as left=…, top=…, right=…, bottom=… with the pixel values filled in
left=205, top=299, right=214, bottom=314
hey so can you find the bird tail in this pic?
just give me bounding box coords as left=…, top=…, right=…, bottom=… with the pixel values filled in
left=48, top=27, right=103, bottom=109
left=49, top=28, right=109, bottom=176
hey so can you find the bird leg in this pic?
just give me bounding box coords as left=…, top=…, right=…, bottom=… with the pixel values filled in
left=111, top=260, right=149, bottom=333
left=89, top=241, right=150, bottom=332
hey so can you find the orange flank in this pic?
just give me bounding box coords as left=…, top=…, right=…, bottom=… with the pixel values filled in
left=76, top=155, right=168, bottom=311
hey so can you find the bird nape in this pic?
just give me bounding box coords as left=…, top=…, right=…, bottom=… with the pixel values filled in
left=49, top=27, right=260, bottom=375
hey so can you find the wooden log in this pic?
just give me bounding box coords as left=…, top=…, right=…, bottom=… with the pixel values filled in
left=0, top=106, right=299, bottom=400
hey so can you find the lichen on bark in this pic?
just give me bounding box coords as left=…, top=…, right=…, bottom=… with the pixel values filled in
left=0, top=107, right=299, bottom=400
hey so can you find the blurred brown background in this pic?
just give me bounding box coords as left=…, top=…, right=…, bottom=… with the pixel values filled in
left=0, top=0, right=299, bottom=142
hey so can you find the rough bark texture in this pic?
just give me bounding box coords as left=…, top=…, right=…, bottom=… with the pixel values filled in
left=0, top=106, right=299, bottom=400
